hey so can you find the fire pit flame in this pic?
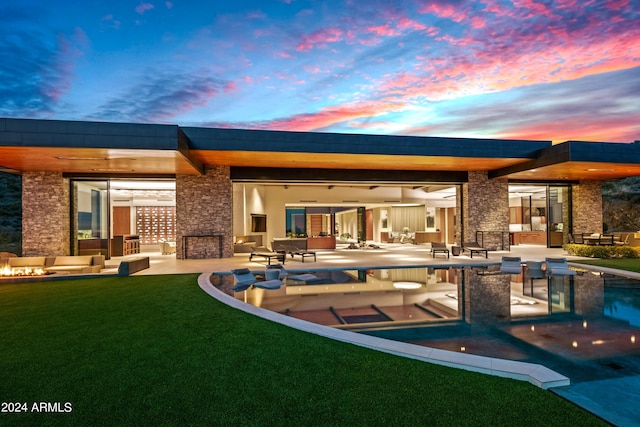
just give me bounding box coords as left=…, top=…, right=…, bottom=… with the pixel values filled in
left=0, top=264, right=46, bottom=277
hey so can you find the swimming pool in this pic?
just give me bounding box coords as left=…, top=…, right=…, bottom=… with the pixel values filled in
left=213, top=265, right=640, bottom=370
left=211, top=264, right=640, bottom=424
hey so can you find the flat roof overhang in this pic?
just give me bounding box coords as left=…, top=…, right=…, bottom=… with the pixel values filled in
left=489, top=141, right=640, bottom=181
left=184, top=127, right=551, bottom=173
left=0, top=118, right=204, bottom=175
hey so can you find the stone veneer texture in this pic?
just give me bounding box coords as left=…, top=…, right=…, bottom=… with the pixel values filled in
left=176, top=166, right=233, bottom=259
left=462, top=267, right=511, bottom=324
left=462, top=171, right=509, bottom=249
left=573, top=273, right=604, bottom=317
left=572, top=181, right=603, bottom=235
left=22, top=172, right=70, bottom=256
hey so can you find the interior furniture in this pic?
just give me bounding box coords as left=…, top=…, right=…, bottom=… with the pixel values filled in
left=307, top=236, right=336, bottom=249
left=112, top=235, right=140, bottom=256
left=415, top=231, right=442, bottom=244
left=512, top=231, right=546, bottom=245
left=430, top=242, right=449, bottom=258
left=160, top=241, right=176, bottom=255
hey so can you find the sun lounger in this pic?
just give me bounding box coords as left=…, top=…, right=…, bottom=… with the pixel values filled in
left=500, top=256, right=522, bottom=274
left=231, top=268, right=283, bottom=292
left=545, top=257, right=576, bottom=277
left=280, top=244, right=317, bottom=262
left=249, top=246, right=286, bottom=265
left=430, top=242, right=449, bottom=258
left=463, top=242, right=488, bottom=258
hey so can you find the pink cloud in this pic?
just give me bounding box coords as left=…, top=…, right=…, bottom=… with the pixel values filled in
left=296, top=27, right=344, bottom=51
left=367, top=23, right=399, bottom=37
left=135, top=3, right=154, bottom=15
left=418, top=1, right=464, bottom=22
left=499, top=115, right=640, bottom=144
left=253, top=101, right=406, bottom=132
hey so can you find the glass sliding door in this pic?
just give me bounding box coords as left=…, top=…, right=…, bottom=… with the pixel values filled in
left=548, top=185, right=571, bottom=247
left=72, top=180, right=110, bottom=258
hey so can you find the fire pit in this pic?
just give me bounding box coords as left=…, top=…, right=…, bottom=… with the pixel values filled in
left=0, top=264, right=50, bottom=278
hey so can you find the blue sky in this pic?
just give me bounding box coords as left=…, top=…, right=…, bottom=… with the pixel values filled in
left=1, top=0, right=639, bottom=142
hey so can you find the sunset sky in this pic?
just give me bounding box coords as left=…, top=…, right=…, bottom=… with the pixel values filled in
left=2, top=0, right=639, bottom=143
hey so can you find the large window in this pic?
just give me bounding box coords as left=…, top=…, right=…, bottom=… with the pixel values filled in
left=72, top=180, right=109, bottom=257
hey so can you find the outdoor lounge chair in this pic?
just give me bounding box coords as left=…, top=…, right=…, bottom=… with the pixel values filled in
left=249, top=246, right=286, bottom=265
left=500, top=256, right=522, bottom=274
left=545, top=257, right=576, bottom=277
left=266, top=263, right=288, bottom=280
left=231, top=268, right=283, bottom=292
left=430, top=242, right=449, bottom=258
left=524, top=261, right=545, bottom=296
left=615, top=234, right=630, bottom=246
left=462, top=242, right=488, bottom=258
left=280, top=244, right=317, bottom=262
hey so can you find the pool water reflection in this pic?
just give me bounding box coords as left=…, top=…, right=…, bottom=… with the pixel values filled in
left=213, top=265, right=640, bottom=379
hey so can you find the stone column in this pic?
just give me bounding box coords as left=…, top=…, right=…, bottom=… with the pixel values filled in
left=573, top=273, right=604, bottom=317
left=462, top=171, right=509, bottom=248
left=462, top=267, right=512, bottom=324
left=176, top=166, right=233, bottom=259
left=572, top=181, right=603, bottom=235
left=22, top=172, right=70, bottom=256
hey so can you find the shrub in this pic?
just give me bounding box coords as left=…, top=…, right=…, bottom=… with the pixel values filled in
left=563, top=243, right=640, bottom=259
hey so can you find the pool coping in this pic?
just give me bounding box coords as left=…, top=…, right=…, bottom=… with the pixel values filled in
left=198, top=271, right=570, bottom=390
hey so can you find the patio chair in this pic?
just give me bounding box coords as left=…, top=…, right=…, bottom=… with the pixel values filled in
left=500, top=256, right=522, bottom=274
left=231, top=268, right=283, bottom=292
left=545, top=257, right=576, bottom=277
left=280, top=243, right=317, bottom=262
left=523, top=261, right=545, bottom=296
left=572, top=233, right=584, bottom=244
left=599, top=234, right=614, bottom=246
left=249, top=246, right=286, bottom=265
left=231, top=268, right=257, bottom=292
left=430, top=242, right=449, bottom=258
left=615, top=234, right=630, bottom=246
left=462, top=241, right=488, bottom=258
left=266, top=263, right=288, bottom=280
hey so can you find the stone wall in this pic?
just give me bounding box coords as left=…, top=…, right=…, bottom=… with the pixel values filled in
left=462, top=267, right=511, bottom=324
left=22, top=172, right=70, bottom=256
left=573, top=273, right=604, bottom=317
left=462, top=171, right=509, bottom=249
left=176, top=166, right=233, bottom=259
left=572, top=181, right=603, bottom=235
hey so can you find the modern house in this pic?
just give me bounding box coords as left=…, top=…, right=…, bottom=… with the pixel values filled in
left=1, top=117, right=640, bottom=260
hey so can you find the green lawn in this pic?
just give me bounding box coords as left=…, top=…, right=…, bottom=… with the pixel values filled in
left=572, top=258, right=640, bottom=273
left=0, top=274, right=606, bottom=426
